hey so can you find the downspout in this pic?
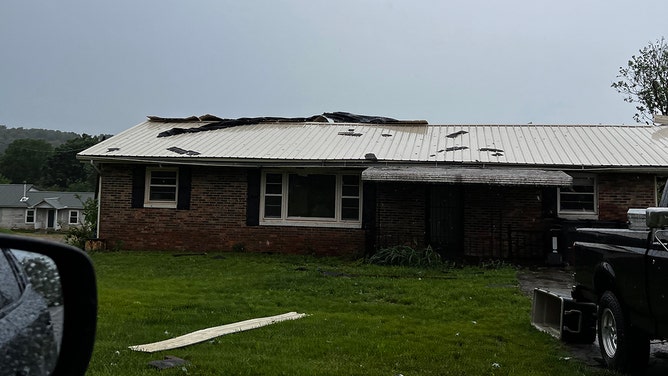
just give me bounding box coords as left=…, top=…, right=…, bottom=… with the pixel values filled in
left=89, top=160, right=102, bottom=175
left=96, top=174, right=102, bottom=239
left=88, top=160, right=103, bottom=239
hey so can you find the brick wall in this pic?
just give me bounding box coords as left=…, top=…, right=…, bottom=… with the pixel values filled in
left=98, top=164, right=365, bottom=256
left=98, top=164, right=659, bottom=261
left=373, top=182, right=547, bottom=260
left=371, top=182, right=572, bottom=261
left=462, top=185, right=547, bottom=259
left=374, top=183, right=427, bottom=248
left=597, top=173, right=655, bottom=221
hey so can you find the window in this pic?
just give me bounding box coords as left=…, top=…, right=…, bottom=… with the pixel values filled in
left=144, top=168, right=178, bottom=208
left=558, top=174, right=597, bottom=218
left=69, top=210, right=79, bottom=225
left=25, top=209, right=35, bottom=224
left=260, top=171, right=362, bottom=227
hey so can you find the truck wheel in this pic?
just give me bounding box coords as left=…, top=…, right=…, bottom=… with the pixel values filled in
left=597, top=291, right=649, bottom=373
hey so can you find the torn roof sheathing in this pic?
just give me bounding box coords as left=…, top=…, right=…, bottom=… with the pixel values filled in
left=77, top=114, right=668, bottom=170
left=152, top=112, right=427, bottom=138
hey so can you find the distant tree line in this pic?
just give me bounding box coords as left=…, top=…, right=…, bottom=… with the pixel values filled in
left=0, top=125, right=79, bottom=154
left=0, top=126, right=108, bottom=192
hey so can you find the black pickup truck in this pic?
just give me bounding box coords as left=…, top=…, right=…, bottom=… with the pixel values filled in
left=571, top=207, right=668, bottom=373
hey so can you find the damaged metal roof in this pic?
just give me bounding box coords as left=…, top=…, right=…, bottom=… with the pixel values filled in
left=78, top=114, right=668, bottom=170
left=152, top=112, right=427, bottom=137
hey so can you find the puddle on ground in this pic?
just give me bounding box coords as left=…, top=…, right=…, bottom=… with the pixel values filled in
left=518, top=267, right=668, bottom=374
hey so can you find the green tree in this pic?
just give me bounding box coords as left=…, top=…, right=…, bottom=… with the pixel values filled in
left=41, top=134, right=101, bottom=191
left=612, top=37, right=668, bottom=124
left=0, top=139, right=53, bottom=184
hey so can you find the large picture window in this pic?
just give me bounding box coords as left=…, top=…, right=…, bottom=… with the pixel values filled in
left=260, top=171, right=361, bottom=227
left=144, top=168, right=179, bottom=208
left=558, top=174, right=597, bottom=218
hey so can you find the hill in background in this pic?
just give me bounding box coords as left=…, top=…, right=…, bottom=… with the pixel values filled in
left=0, top=125, right=80, bottom=154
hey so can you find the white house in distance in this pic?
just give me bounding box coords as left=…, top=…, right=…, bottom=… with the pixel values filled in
left=0, top=184, right=94, bottom=231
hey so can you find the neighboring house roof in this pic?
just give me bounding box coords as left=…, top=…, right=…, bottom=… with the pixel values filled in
left=0, top=184, right=39, bottom=208
left=0, top=184, right=93, bottom=209
left=77, top=114, right=668, bottom=172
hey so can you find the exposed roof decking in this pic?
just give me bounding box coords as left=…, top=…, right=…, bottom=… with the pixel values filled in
left=78, top=121, right=668, bottom=169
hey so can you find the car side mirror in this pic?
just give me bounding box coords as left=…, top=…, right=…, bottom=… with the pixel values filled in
left=0, top=234, right=97, bottom=376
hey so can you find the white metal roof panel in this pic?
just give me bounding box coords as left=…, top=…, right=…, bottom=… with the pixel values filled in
left=78, top=120, right=668, bottom=168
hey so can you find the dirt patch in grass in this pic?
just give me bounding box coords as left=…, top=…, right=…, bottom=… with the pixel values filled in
left=16, top=232, right=67, bottom=243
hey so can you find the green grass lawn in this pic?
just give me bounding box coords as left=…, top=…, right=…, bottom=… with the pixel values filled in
left=86, top=252, right=608, bottom=375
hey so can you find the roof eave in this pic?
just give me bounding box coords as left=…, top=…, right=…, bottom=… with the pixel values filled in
left=78, top=155, right=668, bottom=173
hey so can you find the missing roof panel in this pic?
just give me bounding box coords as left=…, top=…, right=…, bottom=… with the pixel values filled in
left=167, top=146, right=201, bottom=156
left=446, top=130, right=468, bottom=138
left=479, top=147, right=504, bottom=153
left=446, top=146, right=469, bottom=152
left=431, top=146, right=469, bottom=157
left=338, top=129, right=363, bottom=137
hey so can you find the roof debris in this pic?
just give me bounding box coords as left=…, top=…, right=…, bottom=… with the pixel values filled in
left=338, top=129, right=363, bottom=137
left=479, top=147, right=504, bottom=153
left=446, top=146, right=469, bottom=152
left=447, top=130, right=468, bottom=138
left=167, top=146, right=201, bottom=156
left=430, top=145, right=470, bottom=156
left=129, top=312, right=307, bottom=353
left=154, top=112, right=427, bottom=138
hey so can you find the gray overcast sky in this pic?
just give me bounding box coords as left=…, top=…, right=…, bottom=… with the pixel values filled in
left=1, top=1, right=667, bottom=134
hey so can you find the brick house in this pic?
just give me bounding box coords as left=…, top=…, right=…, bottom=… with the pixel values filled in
left=77, top=113, right=668, bottom=261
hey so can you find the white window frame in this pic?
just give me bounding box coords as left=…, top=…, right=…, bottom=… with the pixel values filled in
left=68, top=210, right=80, bottom=225
left=144, top=167, right=179, bottom=208
left=25, top=209, right=35, bottom=224
left=259, top=170, right=362, bottom=228
left=558, top=174, right=598, bottom=219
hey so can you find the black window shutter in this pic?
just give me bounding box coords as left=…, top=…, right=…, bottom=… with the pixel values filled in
left=246, top=169, right=261, bottom=226
left=362, top=181, right=376, bottom=229
left=542, top=187, right=558, bottom=218
left=177, top=166, right=192, bottom=210
left=131, top=166, right=146, bottom=208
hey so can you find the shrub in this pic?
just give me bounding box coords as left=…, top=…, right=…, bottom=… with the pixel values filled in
left=65, top=196, right=98, bottom=249
left=367, top=245, right=442, bottom=267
